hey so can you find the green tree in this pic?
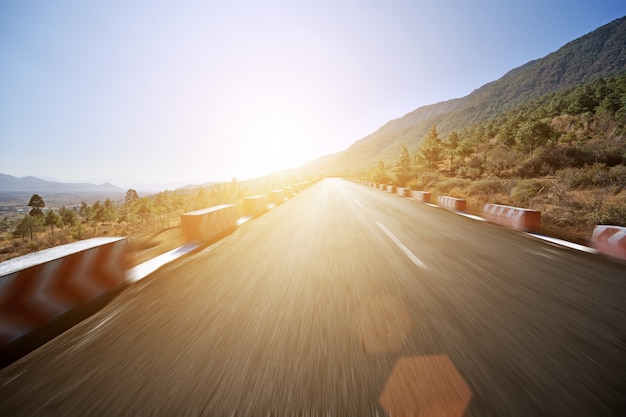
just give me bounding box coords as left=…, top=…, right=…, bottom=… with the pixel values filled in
left=44, top=210, right=61, bottom=233
left=58, top=205, right=78, bottom=227
left=394, top=144, right=413, bottom=187
left=457, top=137, right=475, bottom=161
left=28, top=194, right=45, bottom=216
left=14, top=214, right=44, bottom=240
left=91, top=201, right=102, bottom=223
left=91, top=200, right=116, bottom=225
left=100, top=198, right=117, bottom=223
left=416, top=126, right=444, bottom=171
left=0, top=216, right=12, bottom=233
left=444, top=131, right=461, bottom=167
left=125, top=189, right=139, bottom=205
left=78, top=201, right=92, bottom=221
left=515, top=119, right=554, bottom=156
left=137, top=198, right=154, bottom=226
left=372, top=161, right=391, bottom=184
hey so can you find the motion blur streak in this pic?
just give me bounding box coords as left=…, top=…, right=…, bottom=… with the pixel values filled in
left=0, top=178, right=625, bottom=416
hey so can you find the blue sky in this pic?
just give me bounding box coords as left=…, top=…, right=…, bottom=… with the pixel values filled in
left=1, top=0, right=625, bottom=187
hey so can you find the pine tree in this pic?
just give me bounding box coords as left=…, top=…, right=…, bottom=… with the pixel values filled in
left=445, top=131, right=460, bottom=167
left=28, top=194, right=45, bottom=216
left=44, top=210, right=61, bottom=233
left=394, top=144, right=413, bottom=187
left=373, top=161, right=390, bottom=184
left=417, top=126, right=443, bottom=171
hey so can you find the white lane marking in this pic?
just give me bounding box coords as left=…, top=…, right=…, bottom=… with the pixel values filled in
left=353, top=198, right=364, bottom=208
left=2, top=371, right=26, bottom=386
left=376, top=222, right=426, bottom=269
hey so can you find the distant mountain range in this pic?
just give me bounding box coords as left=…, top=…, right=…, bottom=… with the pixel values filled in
left=313, top=15, right=626, bottom=174
left=0, top=173, right=222, bottom=195
left=0, top=173, right=123, bottom=193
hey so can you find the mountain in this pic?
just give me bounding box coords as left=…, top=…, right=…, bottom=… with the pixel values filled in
left=315, top=15, right=626, bottom=174
left=0, top=173, right=123, bottom=193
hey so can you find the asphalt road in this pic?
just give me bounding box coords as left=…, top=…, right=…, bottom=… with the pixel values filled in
left=1, top=178, right=625, bottom=416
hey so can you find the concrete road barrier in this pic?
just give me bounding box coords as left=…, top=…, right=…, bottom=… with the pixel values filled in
left=0, top=237, right=128, bottom=347
left=437, top=196, right=467, bottom=212
left=386, top=185, right=397, bottom=193
left=410, top=191, right=432, bottom=203
left=243, top=195, right=270, bottom=217
left=591, top=225, right=626, bottom=260
left=181, top=204, right=236, bottom=244
left=270, top=190, right=285, bottom=205
left=483, top=204, right=541, bottom=232
left=396, top=187, right=409, bottom=197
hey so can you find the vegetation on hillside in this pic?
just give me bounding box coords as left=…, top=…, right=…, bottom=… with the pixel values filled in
left=363, top=74, right=626, bottom=241
left=323, top=16, right=626, bottom=174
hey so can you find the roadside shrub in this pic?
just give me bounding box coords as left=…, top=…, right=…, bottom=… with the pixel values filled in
left=467, top=178, right=511, bottom=196
left=608, top=164, right=626, bottom=188
left=557, top=163, right=609, bottom=189
left=434, top=178, right=471, bottom=195
left=484, top=145, right=522, bottom=178
left=574, top=189, right=611, bottom=225
left=511, top=179, right=544, bottom=205
left=70, top=224, right=87, bottom=240
left=516, top=156, right=554, bottom=178
left=408, top=172, right=440, bottom=190
left=457, top=166, right=482, bottom=180
left=593, top=203, right=626, bottom=226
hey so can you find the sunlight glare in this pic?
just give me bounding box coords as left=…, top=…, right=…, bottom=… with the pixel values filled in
left=237, top=103, right=309, bottom=178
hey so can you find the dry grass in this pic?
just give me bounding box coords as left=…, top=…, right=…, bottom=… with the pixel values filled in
left=410, top=174, right=626, bottom=245
left=0, top=224, right=185, bottom=267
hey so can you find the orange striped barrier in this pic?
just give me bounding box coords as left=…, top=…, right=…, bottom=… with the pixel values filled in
left=0, top=237, right=128, bottom=347
left=181, top=204, right=236, bottom=244
left=397, top=188, right=409, bottom=197
left=410, top=191, right=431, bottom=203
left=591, top=225, right=626, bottom=260
left=483, top=203, right=541, bottom=232
left=437, top=196, right=466, bottom=212
left=386, top=185, right=397, bottom=193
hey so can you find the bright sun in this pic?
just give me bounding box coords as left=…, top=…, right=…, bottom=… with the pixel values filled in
left=244, top=108, right=306, bottom=177
left=252, top=129, right=301, bottom=174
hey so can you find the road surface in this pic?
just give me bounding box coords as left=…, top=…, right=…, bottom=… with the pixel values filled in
left=1, top=178, right=625, bottom=416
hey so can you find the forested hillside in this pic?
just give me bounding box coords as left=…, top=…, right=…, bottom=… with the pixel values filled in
left=361, top=74, right=626, bottom=240
left=317, top=16, right=626, bottom=175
